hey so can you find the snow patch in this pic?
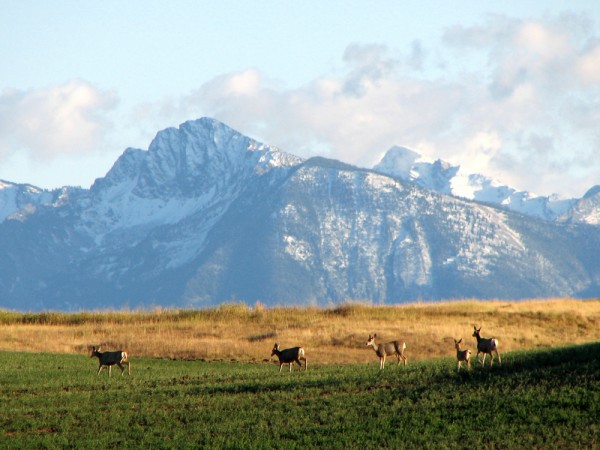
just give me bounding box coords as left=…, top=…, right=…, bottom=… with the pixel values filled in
left=283, top=235, right=313, bottom=261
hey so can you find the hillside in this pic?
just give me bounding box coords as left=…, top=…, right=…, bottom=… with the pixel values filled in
left=1, top=299, right=599, bottom=364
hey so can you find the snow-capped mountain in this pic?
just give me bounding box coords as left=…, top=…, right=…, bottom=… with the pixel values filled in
left=0, top=180, right=53, bottom=222
left=559, top=185, right=600, bottom=225
left=373, top=146, right=576, bottom=221
left=1, top=118, right=600, bottom=311
left=78, top=119, right=301, bottom=264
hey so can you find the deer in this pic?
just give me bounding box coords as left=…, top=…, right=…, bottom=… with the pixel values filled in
left=472, top=326, right=501, bottom=367
left=366, top=334, right=407, bottom=370
left=271, top=343, right=307, bottom=372
left=90, top=346, right=131, bottom=376
left=453, top=338, right=471, bottom=372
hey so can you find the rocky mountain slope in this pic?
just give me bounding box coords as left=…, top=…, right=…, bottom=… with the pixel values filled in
left=1, top=118, right=600, bottom=310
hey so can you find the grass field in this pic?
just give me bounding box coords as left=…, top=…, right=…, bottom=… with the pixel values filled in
left=0, top=299, right=599, bottom=448
left=1, top=343, right=598, bottom=449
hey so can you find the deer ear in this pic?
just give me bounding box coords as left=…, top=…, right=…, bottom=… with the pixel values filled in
left=458, top=339, right=462, bottom=344
left=374, top=333, right=377, bottom=338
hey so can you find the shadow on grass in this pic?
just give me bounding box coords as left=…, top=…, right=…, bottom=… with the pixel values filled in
left=444, top=341, right=600, bottom=386
left=143, top=342, right=600, bottom=397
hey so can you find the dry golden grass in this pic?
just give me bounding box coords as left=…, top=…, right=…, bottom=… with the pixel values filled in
left=1, top=299, right=599, bottom=366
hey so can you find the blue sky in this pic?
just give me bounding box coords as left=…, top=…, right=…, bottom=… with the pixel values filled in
left=1, top=1, right=599, bottom=197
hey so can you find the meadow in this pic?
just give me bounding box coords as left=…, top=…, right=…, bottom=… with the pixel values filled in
left=1, top=299, right=599, bottom=363
left=0, top=299, right=599, bottom=448
left=1, top=343, right=598, bottom=448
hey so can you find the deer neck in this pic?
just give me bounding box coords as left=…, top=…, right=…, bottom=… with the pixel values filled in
left=370, top=343, right=385, bottom=357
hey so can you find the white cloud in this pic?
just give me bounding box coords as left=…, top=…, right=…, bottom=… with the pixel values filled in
left=577, top=43, right=600, bottom=85
left=0, top=80, right=117, bottom=161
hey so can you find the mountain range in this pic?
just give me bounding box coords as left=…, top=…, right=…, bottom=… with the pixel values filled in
left=1, top=117, right=600, bottom=311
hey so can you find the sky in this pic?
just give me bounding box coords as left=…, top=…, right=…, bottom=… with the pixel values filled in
left=1, top=1, right=600, bottom=198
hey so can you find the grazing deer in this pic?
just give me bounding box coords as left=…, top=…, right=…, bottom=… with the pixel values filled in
left=271, top=343, right=307, bottom=372
left=454, top=338, right=471, bottom=372
left=472, top=326, right=501, bottom=367
left=366, top=334, right=407, bottom=370
left=91, top=346, right=131, bottom=376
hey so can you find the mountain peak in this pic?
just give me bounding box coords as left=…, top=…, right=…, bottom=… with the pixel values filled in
left=374, top=146, right=458, bottom=195
left=583, top=185, right=600, bottom=199
left=154, top=117, right=242, bottom=148
left=93, top=117, right=302, bottom=198
left=81, top=117, right=304, bottom=242
left=374, top=146, right=429, bottom=180
left=0, top=180, right=54, bottom=223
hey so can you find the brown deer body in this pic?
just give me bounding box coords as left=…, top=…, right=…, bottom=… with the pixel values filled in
left=454, top=338, right=471, bottom=372
left=472, top=326, right=501, bottom=367
left=366, top=334, right=407, bottom=370
left=91, top=346, right=130, bottom=376
left=271, top=343, right=307, bottom=372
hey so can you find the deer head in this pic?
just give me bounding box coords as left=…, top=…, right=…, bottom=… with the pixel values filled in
left=271, top=343, right=280, bottom=356
left=366, top=334, right=377, bottom=346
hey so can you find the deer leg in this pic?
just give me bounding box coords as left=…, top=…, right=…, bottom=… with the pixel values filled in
left=97, top=365, right=103, bottom=375
left=496, top=350, right=502, bottom=365
left=477, top=351, right=483, bottom=365
left=117, top=363, right=125, bottom=375
left=108, top=365, right=112, bottom=377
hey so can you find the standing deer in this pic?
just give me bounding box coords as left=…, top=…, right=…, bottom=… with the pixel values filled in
left=472, top=326, right=501, bottom=367
left=91, top=346, right=131, bottom=376
left=453, top=338, right=471, bottom=372
left=271, top=343, right=307, bottom=372
left=366, top=334, right=407, bottom=370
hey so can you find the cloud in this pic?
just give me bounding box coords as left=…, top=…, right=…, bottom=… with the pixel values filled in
left=0, top=80, right=117, bottom=161
left=439, top=14, right=600, bottom=194
left=138, top=14, right=600, bottom=198
left=577, top=42, right=600, bottom=84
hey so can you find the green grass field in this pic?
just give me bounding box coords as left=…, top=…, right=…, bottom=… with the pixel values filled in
left=1, top=343, right=598, bottom=449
